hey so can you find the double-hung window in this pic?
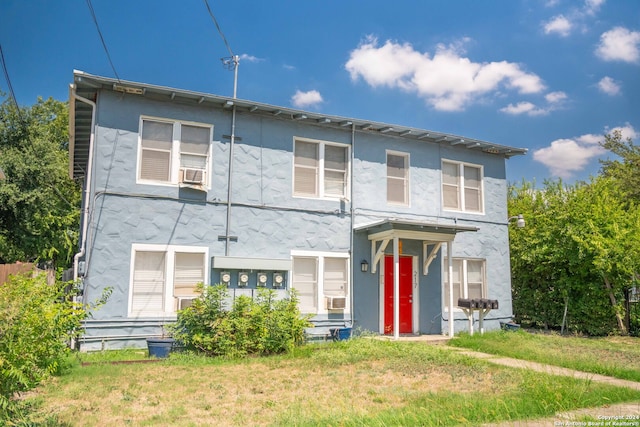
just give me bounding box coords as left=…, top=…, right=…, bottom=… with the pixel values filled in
left=293, top=138, right=349, bottom=199
left=442, top=160, right=483, bottom=213
left=387, top=151, right=409, bottom=205
left=443, top=258, right=486, bottom=310
left=138, top=118, right=212, bottom=186
left=130, top=244, right=208, bottom=317
left=291, top=252, right=349, bottom=314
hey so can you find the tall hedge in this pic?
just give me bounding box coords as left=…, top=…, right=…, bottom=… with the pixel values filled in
left=508, top=177, right=639, bottom=335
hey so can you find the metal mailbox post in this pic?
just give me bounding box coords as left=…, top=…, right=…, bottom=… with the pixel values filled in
left=457, top=298, right=499, bottom=335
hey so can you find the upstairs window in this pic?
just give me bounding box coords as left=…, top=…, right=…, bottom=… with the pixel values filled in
left=293, top=138, right=348, bottom=199
left=138, top=118, right=212, bottom=186
left=140, top=121, right=173, bottom=182
left=387, top=152, right=409, bottom=205
left=442, top=160, right=483, bottom=213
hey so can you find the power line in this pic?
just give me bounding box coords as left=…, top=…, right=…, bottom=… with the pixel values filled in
left=85, top=0, right=121, bottom=82
left=0, top=43, right=21, bottom=111
left=202, top=0, right=235, bottom=58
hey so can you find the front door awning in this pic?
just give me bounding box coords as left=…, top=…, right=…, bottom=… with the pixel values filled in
left=354, top=219, right=478, bottom=274
left=354, top=218, right=478, bottom=339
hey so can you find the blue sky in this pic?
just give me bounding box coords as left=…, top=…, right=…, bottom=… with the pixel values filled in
left=1, top=0, right=638, bottom=184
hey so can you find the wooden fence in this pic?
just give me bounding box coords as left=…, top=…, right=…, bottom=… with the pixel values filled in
left=0, top=262, right=55, bottom=285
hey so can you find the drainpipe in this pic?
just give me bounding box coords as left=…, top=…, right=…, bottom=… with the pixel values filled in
left=224, top=55, right=239, bottom=256
left=224, top=55, right=240, bottom=256
left=70, top=85, right=96, bottom=296
left=349, top=122, right=355, bottom=327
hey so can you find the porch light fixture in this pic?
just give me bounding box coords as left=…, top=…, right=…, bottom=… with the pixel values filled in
left=360, top=260, right=369, bottom=273
left=508, top=214, right=526, bottom=228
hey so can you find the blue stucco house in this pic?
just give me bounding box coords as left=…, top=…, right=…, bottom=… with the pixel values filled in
left=69, top=71, right=526, bottom=350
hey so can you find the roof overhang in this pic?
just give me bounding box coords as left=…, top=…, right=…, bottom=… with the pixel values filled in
left=69, top=70, right=528, bottom=180
left=355, top=218, right=478, bottom=242
left=356, top=219, right=478, bottom=276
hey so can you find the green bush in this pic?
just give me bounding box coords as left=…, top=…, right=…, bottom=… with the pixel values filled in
left=171, top=284, right=312, bottom=358
left=0, top=273, right=106, bottom=419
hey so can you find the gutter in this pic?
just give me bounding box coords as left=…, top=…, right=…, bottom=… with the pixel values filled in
left=70, top=84, right=97, bottom=295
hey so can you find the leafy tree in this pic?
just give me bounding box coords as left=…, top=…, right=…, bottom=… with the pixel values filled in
left=0, top=96, right=80, bottom=267
left=600, top=130, right=640, bottom=203
left=0, top=272, right=111, bottom=421
left=508, top=176, right=638, bottom=335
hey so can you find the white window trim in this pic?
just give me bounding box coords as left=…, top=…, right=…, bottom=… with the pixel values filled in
left=386, top=150, right=410, bottom=207
left=291, top=250, right=350, bottom=315
left=442, top=257, right=487, bottom=312
left=128, top=243, right=209, bottom=318
left=136, top=116, right=213, bottom=188
left=441, top=159, right=485, bottom=214
left=292, top=137, right=351, bottom=201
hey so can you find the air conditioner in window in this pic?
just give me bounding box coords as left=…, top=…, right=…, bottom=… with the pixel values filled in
left=180, top=167, right=205, bottom=185
left=325, top=296, right=347, bottom=310
left=178, top=297, right=196, bottom=310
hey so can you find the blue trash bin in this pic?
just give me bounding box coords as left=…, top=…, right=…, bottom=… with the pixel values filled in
left=330, top=327, right=352, bottom=341
left=147, top=338, right=174, bottom=358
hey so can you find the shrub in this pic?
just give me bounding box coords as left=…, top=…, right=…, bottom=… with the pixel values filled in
left=0, top=272, right=108, bottom=419
left=171, top=284, right=312, bottom=358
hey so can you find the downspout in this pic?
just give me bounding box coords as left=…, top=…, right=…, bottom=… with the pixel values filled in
left=224, top=55, right=239, bottom=256
left=349, top=123, right=355, bottom=327
left=70, top=85, right=96, bottom=290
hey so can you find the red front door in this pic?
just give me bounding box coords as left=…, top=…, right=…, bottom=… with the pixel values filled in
left=384, top=255, right=413, bottom=334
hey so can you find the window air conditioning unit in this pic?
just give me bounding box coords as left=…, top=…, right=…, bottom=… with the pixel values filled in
left=178, top=297, right=196, bottom=310
left=181, top=167, right=205, bottom=185
left=325, top=296, right=347, bottom=310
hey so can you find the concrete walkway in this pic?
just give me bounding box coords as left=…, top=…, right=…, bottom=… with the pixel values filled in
left=445, top=347, right=640, bottom=427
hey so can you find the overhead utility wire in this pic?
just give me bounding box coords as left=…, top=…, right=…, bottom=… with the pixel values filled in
left=203, top=0, right=235, bottom=58
left=0, top=43, right=21, bottom=113
left=86, top=0, right=121, bottom=82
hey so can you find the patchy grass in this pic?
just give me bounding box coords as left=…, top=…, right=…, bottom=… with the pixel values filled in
left=18, top=338, right=640, bottom=426
left=450, top=330, right=640, bottom=382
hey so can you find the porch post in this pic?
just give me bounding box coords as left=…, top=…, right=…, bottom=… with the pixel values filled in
left=448, top=242, right=454, bottom=337
left=393, top=236, right=400, bottom=340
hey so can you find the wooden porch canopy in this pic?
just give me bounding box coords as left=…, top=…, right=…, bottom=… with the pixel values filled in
left=354, top=219, right=478, bottom=338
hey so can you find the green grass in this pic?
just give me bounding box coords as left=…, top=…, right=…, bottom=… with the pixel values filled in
left=15, top=337, right=640, bottom=426
left=450, top=330, right=640, bottom=382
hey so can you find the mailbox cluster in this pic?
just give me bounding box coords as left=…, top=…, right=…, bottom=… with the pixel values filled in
left=457, top=298, right=499, bottom=310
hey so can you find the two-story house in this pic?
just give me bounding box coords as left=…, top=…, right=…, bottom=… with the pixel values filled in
left=69, top=71, right=526, bottom=350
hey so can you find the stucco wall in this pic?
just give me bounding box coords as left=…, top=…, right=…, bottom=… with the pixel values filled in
left=79, top=88, right=515, bottom=349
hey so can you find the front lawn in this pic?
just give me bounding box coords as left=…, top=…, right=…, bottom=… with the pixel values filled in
left=450, top=330, right=640, bottom=382
left=17, top=338, right=640, bottom=426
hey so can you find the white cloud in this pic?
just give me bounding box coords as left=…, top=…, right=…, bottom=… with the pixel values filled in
left=533, top=139, right=605, bottom=178
left=584, top=0, right=605, bottom=15
left=499, top=91, right=567, bottom=116
left=595, top=27, right=640, bottom=63
left=576, top=133, right=604, bottom=145
left=606, top=123, right=638, bottom=141
left=291, top=90, right=323, bottom=108
left=239, top=54, right=262, bottom=62
left=345, top=36, right=545, bottom=111
left=597, top=76, right=621, bottom=95
left=543, top=15, right=572, bottom=36
left=500, top=102, right=548, bottom=116
left=545, top=91, right=567, bottom=104
left=533, top=124, right=638, bottom=178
